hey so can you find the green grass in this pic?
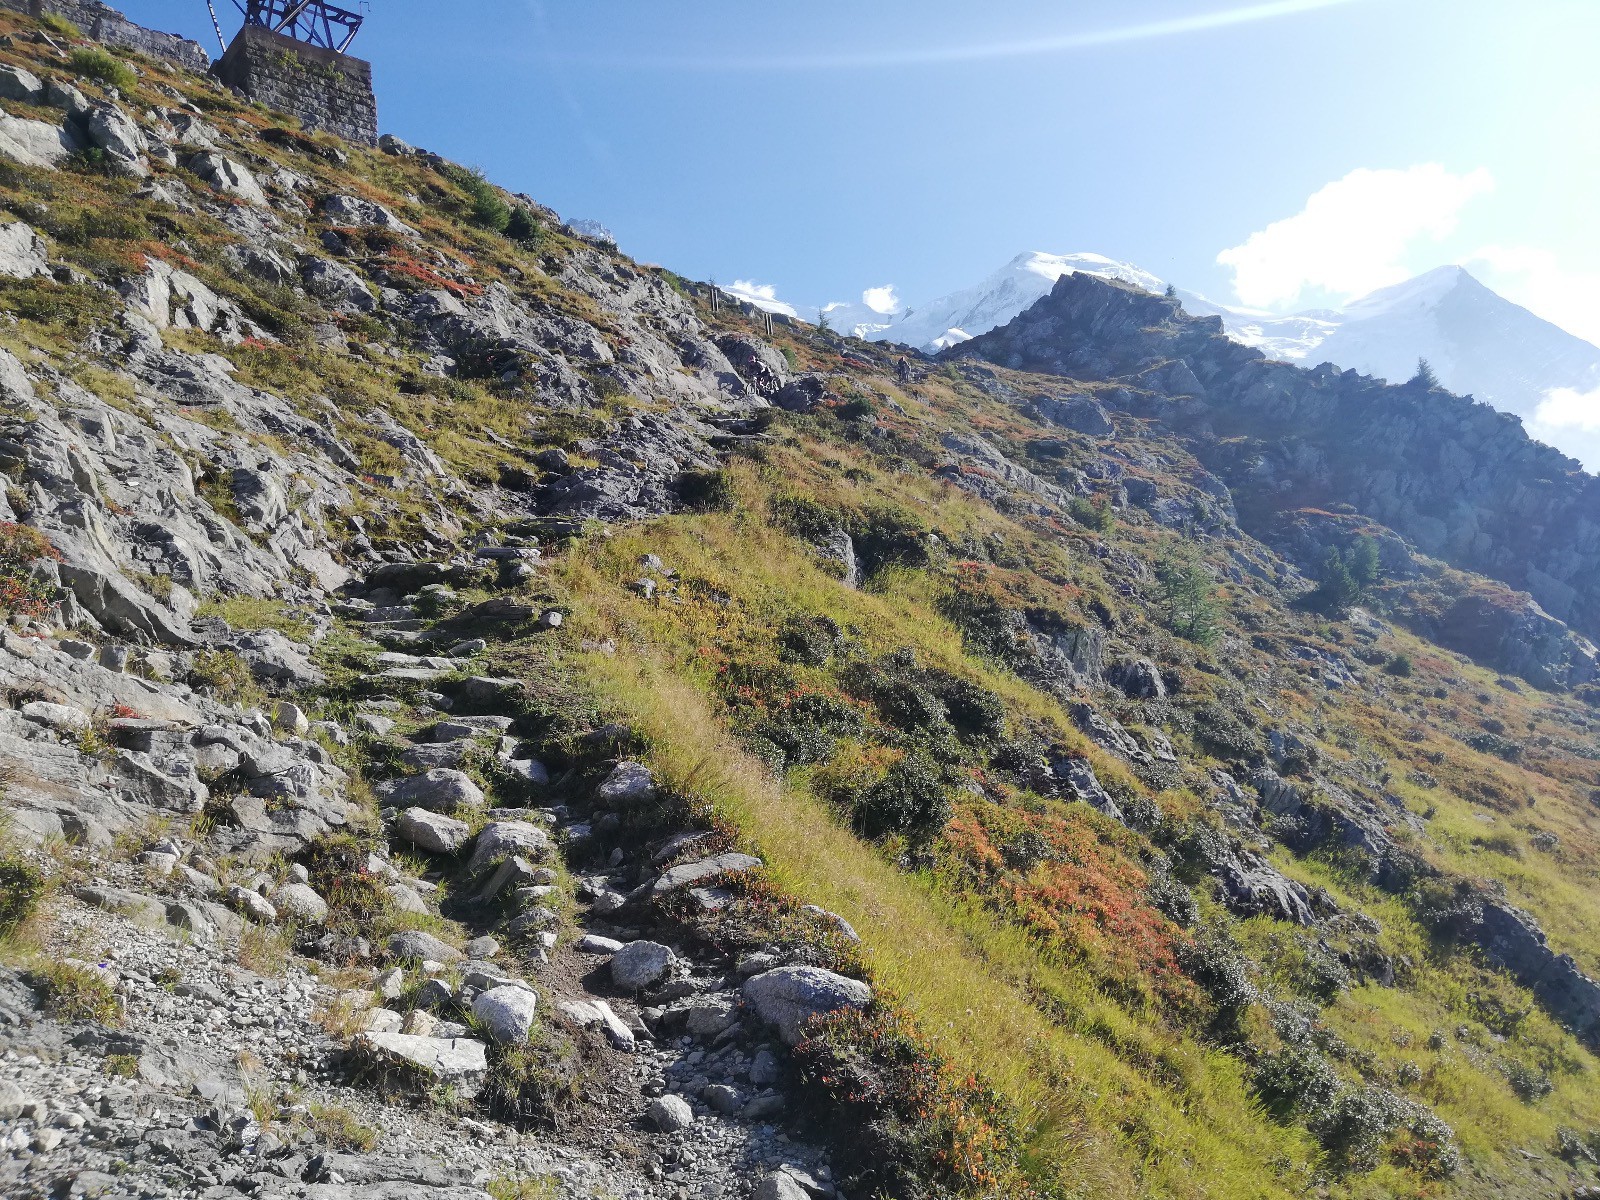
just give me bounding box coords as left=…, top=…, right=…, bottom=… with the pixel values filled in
left=68, top=47, right=135, bottom=92
left=33, top=960, right=119, bottom=1024
left=196, top=596, right=314, bottom=641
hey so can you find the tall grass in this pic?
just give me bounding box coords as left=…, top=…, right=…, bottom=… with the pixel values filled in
left=556, top=504, right=1322, bottom=1197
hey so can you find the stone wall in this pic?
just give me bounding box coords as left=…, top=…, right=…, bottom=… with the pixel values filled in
left=214, top=23, right=377, bottom=148
left=0, top=0, right=210, bottom=71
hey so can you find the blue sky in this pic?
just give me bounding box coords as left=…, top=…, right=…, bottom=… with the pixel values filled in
left=123, top=0, right=1598, bottom=342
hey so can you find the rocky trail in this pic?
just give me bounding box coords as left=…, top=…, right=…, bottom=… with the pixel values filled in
left=0, top=554, right=862, bottom=1200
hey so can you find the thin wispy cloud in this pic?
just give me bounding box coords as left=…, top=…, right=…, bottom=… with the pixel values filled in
left=558, top=0, right=1368, bottom=72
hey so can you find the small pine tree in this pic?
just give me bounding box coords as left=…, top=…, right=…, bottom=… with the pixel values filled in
left=1164, top=283, right=1178, bottom=300
left=1411, top=357, right=1439, bottom=388
left=1307, top=536, right=1382, bottom=615
left=1313, top=548, right=1361, bottom=613
left=505, top=206, right=542, bottom=248
left=816, top=306, right=833, bottom=333
left=1157, top=553, right=1220, bottom=646
left=1347, top=536, right=1380, bottom=591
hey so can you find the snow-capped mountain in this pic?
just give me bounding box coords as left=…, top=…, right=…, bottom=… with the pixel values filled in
left=870, top=253, right=1166, bottom=351
left=868, top=251, right=1322, bottom=359
left=1309, top=266, right=1600, bottom=422
left=867, top=252, right=1600, bottom=468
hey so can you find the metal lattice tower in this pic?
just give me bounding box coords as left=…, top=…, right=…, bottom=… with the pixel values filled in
left=232, top=0, right=366, bottom=53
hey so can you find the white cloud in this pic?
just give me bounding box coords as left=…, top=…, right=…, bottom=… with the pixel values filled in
left=1217, top=165, right=1494, bottom=308
left=726, top=279, right=797, bottom=318
left=1469, top=245, right=1600, bottom=347
left=1526, top=385, right=1600, bottom=472
left=1531, top=385, right=1600, bottom=434
left=861, top=284, right=901, bottom=315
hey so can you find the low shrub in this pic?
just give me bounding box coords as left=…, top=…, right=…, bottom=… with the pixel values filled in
left=444, top=165, right=511, bottom=233
left=0, top=523, right=62, bottom=620
left=0, top=854, right=45, bottom=936
left=850, top=750, right=950, bottom=844
left=676, top=468, right=736, bottom=512
left=504, top=207, right=543, bottom=248
left=186, top=649, right=264, bottom=708
left=40, top=13, right=81, bottom=38
left=307, top=1102, right=379, bottom=1151
left=776, top=614, right=844, bottom=666
left=1501, top=1058, right=1553, bottom=1102
left=34, top=960, right=119, bottom=1024
left=68, top=48, right=135, bottom=91
left=1383, top=653, right=1414, bottom=677
left=792, top=1004, right=1038, bottom=1199
left=1067, top=494, right=1115, bottom=532
left=1252, top=1044, right=1340, bottom=1122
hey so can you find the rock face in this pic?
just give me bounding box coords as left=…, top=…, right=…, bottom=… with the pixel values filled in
left=2, top=0, right=210, bottom=69
left=1475, top=901, right=1600, bottom=1049
left=741, top=966, right=873, bottom=1045
left=951, top=272, right=1600, bottom=657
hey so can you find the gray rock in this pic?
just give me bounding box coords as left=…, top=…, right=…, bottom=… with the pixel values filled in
left=322, top=193, right=416, bottom=233
left=742, top=966, right=873, bottom=1044
left=186, top=152, right=266, bottom=205
left=577, top=934, right=623, bottom=954
left=269, top=882, right=328, bottom=924
left=230, top=629, right=323, bottom=687
left=380, top=769, right=485, bottom=812
left=43, top=78, right=87, bottom=116
left=471, top=984, right=539, bottom=1044
left=611, top=940, right=675, bottom=991
left=354, top=713, right=396, bottom=736
left=754, top=1173, right=811, bottom=1200
left=84, top=103, right=147, bottom=171
left=226, top=885, right=277, bottom=924
left=703, top=1083, right=743, bottom=1115
left=465, top=820, right=550, bottom=874
left=1027, top=393, right=1114, bottom=436
left=0, top=1079, right=36, bottom=1120
left=465, top=935, right=500, bottom=958
left=0, top=221, right=50, bottom=279
left=73, top=885, right=167, bottom=925
left=301, top=255, right=376, bottom=314
left=274, top=701, right=311, bottom=736
left=647, top=1093, right=694, bottom=1132
left=1107, top=657, right=1166, bottom=700
left=353, top=1032, right=487, bottom=1095
left=749, top=1048, right=781, bottom=1087
left=596, top=761, right=656, bottom=807
left=684, top=995, right=741, bottom=1040
left=388, top=930, right=464, bottom=964
left=557, top=998, right=636, bottom=1050
left=396, top=807, right=471, bottom=854
left=474, top=854, right=540, bottom=902
left=0, top=64, right=43, bottom=103
left=0, top=110, right=78, bottom=169
left=383, top=881, right=432, bottom=917
left=653, top=852, right=763, bottom=895
left=21, top=700, right=90, bottom=734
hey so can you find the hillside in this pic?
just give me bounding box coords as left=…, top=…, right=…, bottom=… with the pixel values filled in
left=0, top=9, right=1599, bottom=1200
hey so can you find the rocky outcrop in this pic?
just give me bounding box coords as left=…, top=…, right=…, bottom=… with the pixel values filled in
left=951, top=273, right=1600, bottom=654
left=1475, top=900, right=1600, bottom=1049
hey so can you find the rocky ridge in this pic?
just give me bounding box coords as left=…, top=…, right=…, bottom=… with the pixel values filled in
left=948, top=272, right=1600, bottom=683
